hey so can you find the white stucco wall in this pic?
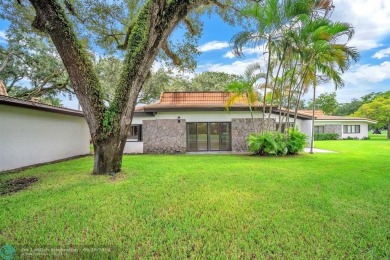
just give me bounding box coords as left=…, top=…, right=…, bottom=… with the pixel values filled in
left=154, top=111, right=278, bottom=121
left=123, top=141, right=143, bottom=153
left=0, top=105, right=90, bottom=172
left=315, top=120, right=369, bottom=139
left=300, top=119, right=313, bottom=144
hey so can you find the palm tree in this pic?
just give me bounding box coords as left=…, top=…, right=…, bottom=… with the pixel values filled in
left=298, top=17, right=359, bottom=153
left=230, top=0, right=312, bottom=133
left=225, top=63, right=263, bottom=132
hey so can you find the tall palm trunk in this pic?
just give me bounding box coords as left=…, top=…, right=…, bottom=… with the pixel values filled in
left=293, top=69, right=309, bottom=127
left=267, top=46, right=287, bottom=131
left=246, top=93, right=257, bottom=132
left=309, top=81, right=317, bottom=154
left=262, top=35, right=272, bottom=133
left=283, top=59, right=299, bottom=130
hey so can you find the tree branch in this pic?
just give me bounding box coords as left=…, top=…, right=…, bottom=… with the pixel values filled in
left=162, top=40, right=182, bottom=66
left=28, top=0, right=106, bottom=137
left=0, top=51, right=14, bottom=73
left=212, top=0, right=240, bottom=13
left=117, top=22, right=135, bottom=50
left=35, top=71, right=63, bottom=90
left=183, top=18, right=198, bottom=36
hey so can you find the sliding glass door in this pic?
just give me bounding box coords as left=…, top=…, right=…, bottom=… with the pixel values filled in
left=186, top=122, right=231, bottom=151
left=219, top=123, right=231, bottom=151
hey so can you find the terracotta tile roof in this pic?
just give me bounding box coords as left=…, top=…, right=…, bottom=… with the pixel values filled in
left=135, top=105, right=146, bottom=111
left=0, top=95, right=84, bottom=117
left=298, top=109, right=377, bottom=123
left=138, top=92, right=265, bottom=111
left=298, top=110, right=325, bottom=117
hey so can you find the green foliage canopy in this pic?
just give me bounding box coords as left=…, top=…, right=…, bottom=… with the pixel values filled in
left=353, top=93, right=390, bottom=129
left=307, top=92, right=338, bottom=115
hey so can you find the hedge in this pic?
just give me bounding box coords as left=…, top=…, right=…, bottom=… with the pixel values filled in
left=314, top=133, right=339, bottom=140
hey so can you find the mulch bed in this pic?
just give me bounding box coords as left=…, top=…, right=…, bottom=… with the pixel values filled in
left=0, top=177, right=38, bottom=196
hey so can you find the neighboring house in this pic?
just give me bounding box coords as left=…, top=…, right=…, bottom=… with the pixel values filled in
left=299, top=110, right=376, bottom=139
left=125, top=92, right=313, bottom=154
left=0, top=95, right=90, bottom=172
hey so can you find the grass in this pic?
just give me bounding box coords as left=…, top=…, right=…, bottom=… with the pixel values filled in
left=1, top=137, right=389, bottom=258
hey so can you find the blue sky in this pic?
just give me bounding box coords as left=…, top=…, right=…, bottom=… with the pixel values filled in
left=192, top=0, right=390, bottom=103
left=1, top=0, right=390, bottom=109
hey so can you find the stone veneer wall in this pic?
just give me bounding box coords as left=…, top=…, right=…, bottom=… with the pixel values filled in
left=324, top=124, right=342, bottom=139
left=231, top=118, right=276, bottom=153
left=143, top=119, right=186, bottom=153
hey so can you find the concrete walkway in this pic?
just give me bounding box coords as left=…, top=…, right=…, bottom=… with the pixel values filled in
left=303, top=148, right=337, bottom=153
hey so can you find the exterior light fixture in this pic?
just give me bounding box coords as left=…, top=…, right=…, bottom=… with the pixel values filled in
left=177, top=116, right=181, bottom=123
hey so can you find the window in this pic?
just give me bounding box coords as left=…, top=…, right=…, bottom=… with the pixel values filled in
left=127, top=125, right=142, bottom=141
left=314, top=126, right=325, bottom=134
left=343, top=125, right=360, bottom=134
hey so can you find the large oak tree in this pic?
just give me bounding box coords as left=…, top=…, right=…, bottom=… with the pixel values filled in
left=0, top=0, right=247, bottom=174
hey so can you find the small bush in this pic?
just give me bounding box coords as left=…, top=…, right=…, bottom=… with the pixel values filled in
left=248, top=132, right=287, bottom=156
left=314, top=133, right=339, bottom=140
left=286, top=128, right=308, bottom=155
left=248, top=129, right=307, bottom=156
left=343, top=136, right=359, bottom=140
left=362, top=136, right=370, bottom=140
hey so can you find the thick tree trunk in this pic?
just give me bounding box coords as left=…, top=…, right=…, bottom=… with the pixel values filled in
left=93, top=142, right=121, bottom=175
left=388, top=118, right=390, bottom=139
left=91, top=119, right=130, bottom=174
left=92, top=134, right=127, bottom=174
left=28, top=0, right=208, bottom=175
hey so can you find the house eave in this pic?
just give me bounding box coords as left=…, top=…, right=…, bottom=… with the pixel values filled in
left=140, top=107, right=276, bottom=113
left=0, top=95, right=84, bottom=117
left=315, top=119, right=377, bottom=124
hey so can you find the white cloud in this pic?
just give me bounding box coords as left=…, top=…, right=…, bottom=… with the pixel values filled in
left=304, top=62, right=390, bottom=102
left=198, top=58, right=260, bottom=75
left=0, top=30, right=7, bottom=43
left=223, top=46, right=265, bottom=59
left=331, top=0, right=390, bottom=51
left=197, top=41, right=229, bottom=52
left=372, top=47, right=390, bottom=59
left=343, top=62, right=390, bottom=83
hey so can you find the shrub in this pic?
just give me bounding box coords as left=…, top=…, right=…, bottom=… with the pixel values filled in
left=343, top=136, right=359, bottom=140
left=248, top=129, right=308, bottom=156
left=248, top=132, right=287, bottom=156
left=286, top=128, right=308, bottom=155
left=362, top=136, right=370, bottom=140
left=314, top=133, right=339, bottom=140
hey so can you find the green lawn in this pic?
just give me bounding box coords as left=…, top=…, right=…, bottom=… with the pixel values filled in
left=1, top=137, right=389, bottom=258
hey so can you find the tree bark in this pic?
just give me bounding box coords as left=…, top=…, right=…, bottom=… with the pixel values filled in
left=28, top=0, right=210, bottom=174
left=262, top=35, right=272, bottom=134
left=388, top=118, right=390, bottom=139
left=93, top=133, right=128, bottom=174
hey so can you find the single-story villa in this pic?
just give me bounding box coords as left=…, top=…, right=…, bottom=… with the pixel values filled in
left=0, top=91, right=377, bottom=172
left=298, top=110, right=377, bottom=139
left=125, top=92, right=376, bottom=154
